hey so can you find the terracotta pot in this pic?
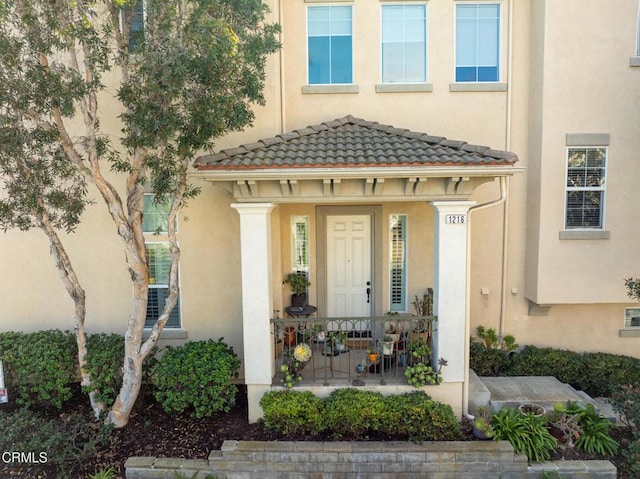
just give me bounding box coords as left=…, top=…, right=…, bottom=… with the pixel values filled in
left=368, top=353, right=378, bottom=362
left=284, top=326, right=296, bottom=346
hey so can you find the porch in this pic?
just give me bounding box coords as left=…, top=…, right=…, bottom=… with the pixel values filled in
left=271, top=315, right=436, bottom=388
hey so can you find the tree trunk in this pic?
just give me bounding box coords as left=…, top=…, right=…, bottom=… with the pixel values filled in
left=36, top=209, right=106, bottom=418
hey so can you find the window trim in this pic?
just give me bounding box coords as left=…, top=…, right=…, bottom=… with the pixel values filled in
left=291, top=216, right=310, bottom=274
left=453, top=2, right=502, bottom=84
left=306, top=4, right=355, bottom=86
left=389, top=214, right=408, bottom=313
left=562, top=134, right=610, bottom=233
left=380, top=3, right=428, bottom=85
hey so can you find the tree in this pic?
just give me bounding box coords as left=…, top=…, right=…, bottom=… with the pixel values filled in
left=0, top=0, right=280, bottom=427
left=625, top=277, right=640, bottom=303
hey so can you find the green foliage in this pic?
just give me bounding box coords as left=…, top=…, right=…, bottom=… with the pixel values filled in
left=0, top=407, right=112, bottom=479
left=491, top=408, right=557, bottom=462
left=382, top=391, right=461, bottom=441
left=573, top=404, right=618, bottom=455
left=83, top=333, right=125, bottom=407
left=624, top=277, right=640, bottom=302
left=469, top=341, right=513, bottom=376
left=474, top=325, right=518, bottom=351
left=89, top=467, right=117, bottom=479
left=618, top=437, right=640, bottom=478
left=411, top=288, right=433, bottom=316
left=610, top=384, right=640, bottom=430
left=404, top=362, right=442, bottom=387
left=0, top=330, right=77, bottom=409
left=580, top=352, right=640, bottom=397
left=323, top=388, right=386, bottom=438
left=259, top=390, right=325, bottom=435
left=284, top=272, right=310, bottom=295
left=153, top=339, right=241, bottom=418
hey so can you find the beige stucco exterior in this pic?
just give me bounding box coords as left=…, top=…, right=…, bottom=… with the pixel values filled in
left=1, top=0, right=640, bottom=419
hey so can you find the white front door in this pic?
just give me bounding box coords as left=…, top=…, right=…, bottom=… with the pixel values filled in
left=327, top=215, right=372, bottom=318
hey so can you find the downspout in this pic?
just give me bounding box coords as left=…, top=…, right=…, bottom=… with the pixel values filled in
left=462, top=0, right=514, bottom=418
left=463, top=176, right=507, bottom=419
left=278, top=0, right=286, bottom=134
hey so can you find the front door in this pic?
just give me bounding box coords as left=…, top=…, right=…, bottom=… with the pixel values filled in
left=326, top=215, right=372, bottom=318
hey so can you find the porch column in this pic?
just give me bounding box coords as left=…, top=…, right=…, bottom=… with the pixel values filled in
left=231, top=203, right=275, bottom=422
left=431, top=201, right=475, bottom=383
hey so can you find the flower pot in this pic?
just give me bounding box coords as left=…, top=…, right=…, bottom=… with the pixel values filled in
left=291, top=293, right=307, bottom=307
left=472, top=426, right=492, bottom=440
left=284, top=326, right=296, bottom=347
left=518, top=403, right=546, bottom=417
left=368, top=353, right=378, bottom=362
left=382, top=341, right=394, bottom=356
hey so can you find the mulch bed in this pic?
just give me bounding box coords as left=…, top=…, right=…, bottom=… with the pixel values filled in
left=0, top=385, right=633, bottom=479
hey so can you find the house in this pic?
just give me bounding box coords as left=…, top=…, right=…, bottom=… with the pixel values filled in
left=1, top=0, right=639, bottom=422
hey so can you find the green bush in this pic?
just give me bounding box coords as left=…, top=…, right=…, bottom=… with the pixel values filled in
left=153, top=338, right=241, bottom=418
left=0, top=330, right=77, bottom=408
left=323, top=388, right=385, bottom=438
left=84, top=333, right=124, bottom=406
left=469, top=342, right=513, bottom=376
left=382, top=391, right=461, bottom=441
left=580, top=353, right=640, bottom=397
left=260, top=390, right=325, bottom=435
left=491, top=408, right=557, bottom=462
left=610, top=384, right=640, bottom=430
left=618, top=437, right=640, bottom=478
left=508, top=346, right=585, bottom=387
left=0, top=407, right=111, bottom=479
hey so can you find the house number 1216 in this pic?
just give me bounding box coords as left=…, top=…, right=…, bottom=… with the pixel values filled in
left=445, top=214, right=466, bottom=224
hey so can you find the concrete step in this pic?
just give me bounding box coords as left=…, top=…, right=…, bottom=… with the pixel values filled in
left=468, top=368, right=491, bottom=413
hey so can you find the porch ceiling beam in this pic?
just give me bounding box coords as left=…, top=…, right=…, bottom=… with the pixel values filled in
left=405, top=177, right=417, bottom=195
left=279, top=179, right=290, bottom=197
left=323, top=179, right=331, bottom=196
left=414, top=177, right=428, bottom=195
left=290, top=179, right=299, bottom=196
left=456, top=177, right=472, bottom=195
left=445, top=177, right=461, bottom=195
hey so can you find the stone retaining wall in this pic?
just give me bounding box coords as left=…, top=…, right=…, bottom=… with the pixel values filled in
left=125, top=440, right=617, bottom=479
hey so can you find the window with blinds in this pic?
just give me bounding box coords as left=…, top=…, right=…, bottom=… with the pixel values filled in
left=145, top=242, right=180, bottom=328
left=389, top=214, right=407, bottom=312
left=625, top=308, right=640, bottom=328
left=291, top=216, right=309, bottom=274
left=565, top=147, right=607, bottom=229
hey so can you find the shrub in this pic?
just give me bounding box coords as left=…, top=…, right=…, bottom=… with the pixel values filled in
left=382, top=391, right=461, bottom=441
left=491, top=408, right=557, bottom=462
left=508, top=346, right=585, bottom=387
left=260, top=390, right=324, bottom=435
left=0, top=330, right=77, bottom=409
left=323, top=388, right=385, bottom=438
left=153, top=338, right=241, bottom=418
left=618, top=437, right=640, bottom=478
left=610, top=384, right=640, bottom=430
left=84, top=333, right=124, bottom=407
left=580, top=353, right=640, bottom=397
left=469, top=342, right=513, bottom=376
left=0, top=407, right=111, bottom=478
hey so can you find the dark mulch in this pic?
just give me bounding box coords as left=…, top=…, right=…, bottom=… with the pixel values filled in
left=0, top=385, right=634, bottom=479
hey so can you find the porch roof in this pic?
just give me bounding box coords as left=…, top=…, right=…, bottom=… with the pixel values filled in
left=194, top=115, right=518, bottom=171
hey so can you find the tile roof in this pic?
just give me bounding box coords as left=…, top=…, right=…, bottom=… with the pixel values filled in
left=194, top=115, right=518, bottom=170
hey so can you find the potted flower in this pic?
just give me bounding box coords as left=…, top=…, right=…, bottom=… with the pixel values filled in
left=381, top=335, right=395, bottom=356
left=284, top=272, right=310, bottom=307
left=472, top=407, right=494, bottom=440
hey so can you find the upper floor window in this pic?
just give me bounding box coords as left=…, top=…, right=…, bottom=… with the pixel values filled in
left=565, top=147, right=607, bottom=229
left=307, top=5, right=353, bottom=84
left=120, top=0, right=145, bottom=52
left=381, top=4, right=427, bottom=83
left=626, top=307, right=640, bottom=328
left=455, top=3, right=500, bottom=82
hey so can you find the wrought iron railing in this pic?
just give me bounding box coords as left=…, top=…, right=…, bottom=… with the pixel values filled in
left=271, top=315, right=436, bottom=386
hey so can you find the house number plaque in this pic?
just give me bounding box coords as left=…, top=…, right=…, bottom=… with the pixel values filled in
left=445, top=214, right=466, bottom=224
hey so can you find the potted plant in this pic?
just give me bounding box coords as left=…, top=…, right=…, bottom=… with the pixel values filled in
left=381, top=335, right=395, bottom=356
left=518, top=402, right=546, bottom=417
left=367, top=349, right=378, bottom=362
left=284, top=272, right=310, bottom=307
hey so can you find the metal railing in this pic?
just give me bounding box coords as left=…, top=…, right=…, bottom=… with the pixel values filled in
left=271, top=315, right=436, bottom=386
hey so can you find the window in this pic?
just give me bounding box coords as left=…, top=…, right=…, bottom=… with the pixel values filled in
left=307, top=6, right=353, bottom=84
left=291, top=216, right=309, bottom=274
left=143, top=194, right=180, bottom=328
left=455, top=3, right=500, bottom=82
left=120, top=0, right=145, bottom=52
left=565, top=147, right=607, bottom=229
left=381, top=4, right=427, bottom=83
left=146, top=243, right=180, bottom=328
left=389, top=215, right=407, bottom=312
left=625, top=308, right=640, bottom=328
